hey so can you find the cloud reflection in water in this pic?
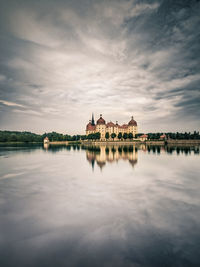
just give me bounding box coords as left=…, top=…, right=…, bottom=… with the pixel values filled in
left=0, top=144, right=200, bottom=267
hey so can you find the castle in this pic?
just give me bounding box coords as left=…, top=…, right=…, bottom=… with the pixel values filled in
left=86, top=114, right=138, bottom=140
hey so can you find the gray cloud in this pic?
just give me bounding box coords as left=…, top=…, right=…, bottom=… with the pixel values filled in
left=0, top=0, right=200, bottom=133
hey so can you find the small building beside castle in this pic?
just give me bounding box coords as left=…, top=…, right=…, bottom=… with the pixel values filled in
left=43, top=137, right=49, bottom=144
left=139, top=134, right=148, bottom=141
left=86, top=114, right=138, bottom=141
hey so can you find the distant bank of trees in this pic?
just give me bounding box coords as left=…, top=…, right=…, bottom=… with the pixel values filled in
left=0, top=131, right=101, bottom=143
left=145, top=131, right=200, bottom=140
left=0, top=131, right=81, bottom=143
left=0, top=131, right=43, bottom=142
left=0, top=130, right=200, bottom=143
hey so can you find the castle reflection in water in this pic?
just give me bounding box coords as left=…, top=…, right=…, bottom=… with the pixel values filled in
left=86, top=145, right=138, bottom=170
left=44, top=144, right=138, bottom=170
left=43, top=143, right=200, bottom=170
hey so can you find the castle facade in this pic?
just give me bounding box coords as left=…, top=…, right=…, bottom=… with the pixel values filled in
left=86, top=114, right=138, bottom=140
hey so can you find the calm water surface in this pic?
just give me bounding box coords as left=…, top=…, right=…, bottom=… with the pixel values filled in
left=0, top=144, right=200, bottom=267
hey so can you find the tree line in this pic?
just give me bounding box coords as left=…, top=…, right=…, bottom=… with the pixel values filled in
left=105, top=132, right=133, bottom=140
left=0, top=131, right=76, bottom=142
left=0, top=130, right=200, bottom=143
left=145, top=131, right=200, bottom=140
left=0, top=131, right=102, bottom=142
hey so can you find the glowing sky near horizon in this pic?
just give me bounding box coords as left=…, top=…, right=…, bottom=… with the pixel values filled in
left=0, top=0, right=200, bottom=134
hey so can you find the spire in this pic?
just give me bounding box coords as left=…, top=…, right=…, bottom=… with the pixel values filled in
left=91, top=113, right=95, bottom=126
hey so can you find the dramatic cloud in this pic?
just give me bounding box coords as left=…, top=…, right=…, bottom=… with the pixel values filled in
left=0, top=0, right=199, bottom=133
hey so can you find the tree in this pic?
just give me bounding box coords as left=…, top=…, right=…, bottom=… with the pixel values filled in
left=10, top=134, right=17, bottom=142
left=123, top=133, right=128, bottom=140
left=95, top=132, right=101, bottom=140
left=76, top=135, right=81, bottom=141
left=118, top=132, right=122, bottom=140
left=87, top=134, right=91, bottom=140
left=81, top=135, right=87, bottom=140
left=111, top=133, right=116, bottom=141
left=72, top=135, right=77, bottom=141
left=128, top=133, right=133, bottom=140
left=105, top=132, right=109, bottom=140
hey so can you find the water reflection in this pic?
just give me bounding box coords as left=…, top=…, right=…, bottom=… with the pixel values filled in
left=0, top=143, right=42, bottom=157
left=85, top=145, right=138, bottom=170
left=43, top=143, right=200, bottom=154
left=146, top=145, right=200, bottom=155
left=0, top=143, right=200, bottom=267
left=43, top=143, right=200, bottom=171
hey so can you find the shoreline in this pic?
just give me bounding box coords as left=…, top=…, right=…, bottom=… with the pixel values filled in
left=81, top=140, right=200, bottom=146
left=1, top=140, right=200, bottom=146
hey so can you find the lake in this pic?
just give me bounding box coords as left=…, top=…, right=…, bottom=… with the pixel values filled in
left=0, top=144, right=200, bottom=267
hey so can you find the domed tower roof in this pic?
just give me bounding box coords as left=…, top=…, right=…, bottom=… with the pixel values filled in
left=86, top=121, right=91, bottom=130
left=128, top=116, right=137, bottom=126
left=97, top=114, right=106, bottom=125
left=86, top=120, right=96, bottom=131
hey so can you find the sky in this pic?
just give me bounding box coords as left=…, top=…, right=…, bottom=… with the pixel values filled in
left=0, top=0, right=200, bottom=134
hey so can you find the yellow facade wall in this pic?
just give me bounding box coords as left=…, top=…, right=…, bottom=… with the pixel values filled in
left=86, top=125, right=138, bottom=140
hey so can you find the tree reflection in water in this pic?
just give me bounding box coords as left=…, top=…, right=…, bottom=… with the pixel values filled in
left=43, top=143, right=200, bottom=171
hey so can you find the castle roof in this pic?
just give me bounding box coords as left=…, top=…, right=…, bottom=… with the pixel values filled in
left=86, top=121, right=96, bottom=131
left=97, top=114, right=106, bottom=125
left=128, top=116, right=137, bottom=126
left=121, top=124, right=128, bottom=129
left=86, top=115, right=138, bottom=131
left=140, top=134, right=148, bottom=138
left=106, top=121, right=115, bottom=127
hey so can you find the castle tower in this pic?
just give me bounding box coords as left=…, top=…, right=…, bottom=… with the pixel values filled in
left=91, top=113, right=95, bottom=126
